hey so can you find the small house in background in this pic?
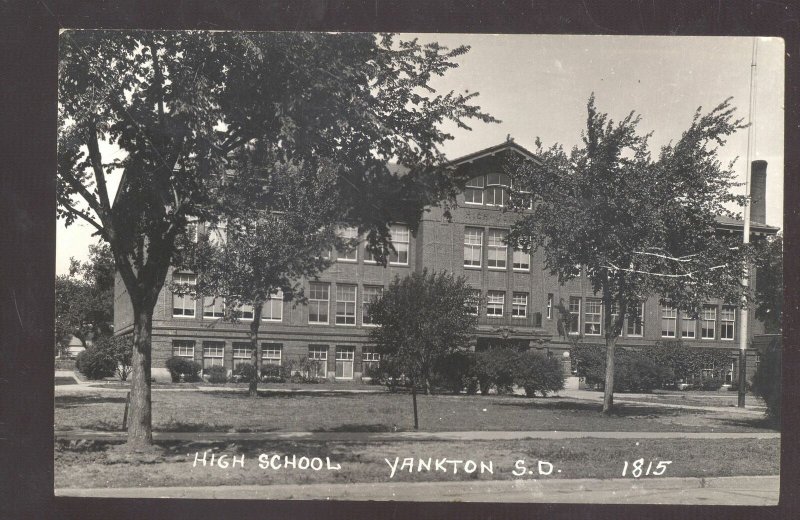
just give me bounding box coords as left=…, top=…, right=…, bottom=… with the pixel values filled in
left=58, top=335, right=91, bottom=359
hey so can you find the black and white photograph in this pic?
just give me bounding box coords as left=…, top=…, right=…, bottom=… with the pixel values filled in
left=51, top=30, right=783, bottom=505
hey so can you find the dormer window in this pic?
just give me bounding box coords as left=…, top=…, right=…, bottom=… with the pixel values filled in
left=464, top=176, right=484, bottom=204
left=463, top=173, right=511, bottom=207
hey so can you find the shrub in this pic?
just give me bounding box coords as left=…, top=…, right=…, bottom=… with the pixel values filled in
left=474, top=347, right=518, bottom=395
left=93, top=335, right=133, bottom=381
left=259, top=363, right=286, bottom=383
left=699, top=377, right=724, bottom=391
left=614, top=356, right=670, bottom=393
left=75, top=346, right=116, bottom=380
left=165, top=356, right=201, bottom=383
left=206, top=365, right=228, bottom=383
left=432, top=350, right=475, bottom=394
left=573, top=345, right=670, bottom=393
left=513, top=351, right=565, bottom=397
left=233, top=362, right=258, bottom=383
left=751, top=342, right=781, bottom=420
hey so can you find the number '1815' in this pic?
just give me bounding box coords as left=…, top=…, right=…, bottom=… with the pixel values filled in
left=622, top=459, right=672, bottom=478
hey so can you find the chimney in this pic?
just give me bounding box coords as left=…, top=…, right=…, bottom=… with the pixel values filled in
left=750, top=160, right=767, bottom=224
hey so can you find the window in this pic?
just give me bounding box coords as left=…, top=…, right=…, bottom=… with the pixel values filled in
left=262, top=290, right=283, bottom=321
left=485, top=173, right=510, bottom=207
left=185, top=219, right=199, bottom=242
left=487, top=229, right=507, bottom=269
left=701, top=305, right=716, bottom=339
left=308, top=282, right=329, bottom=324
left=203, top=296, right=224, bottom=319
left=610, top=302, right=619, bottom=331
left=238, top=304, right=254, bottom=320
left=307, top=345, right=328, bottom=378
left=568, top=297, right=581, bottom=334
left=335, top=346, right=355, bottom=379
left=232, top=343, right=252, bottom=368
left=172, top=340, right=195, bottom=359
left=487, top=291, right=505, bottom=317
left=362, top=347, right=380, bottom=377
left=464, top=176, right=484, bottom=204
left=389, top=224, right=409, bottom=265
left=202, top=341, right=225, bottom=371
left=335, top=284, right=357, bottom=325
left=172, top=273, right=197, bottom=317
left=467, top=289, right=481, bottom=315
left=262, top=343, right=282, bottom=366
left=626, top=302, right=644, bottom=337
left=681, top=312, right=697, bottom=339
left=546, top=294, right=553, bottom=319
left=464, top=227, right=483, bottom=267
left=336, top=227, right=358, bottom=262
left=362, top=286, right=383, bottom=326
left=512, top=293, right=528, bottom=318
left=661, top=304, right=677, bottom=338
left=584, top=298, right=602, bottom=336
left=209, top=223, right=227, bottom=246
left=512, top=249, right=530, bottom=271
left=721, top=305, right=736, bottom=340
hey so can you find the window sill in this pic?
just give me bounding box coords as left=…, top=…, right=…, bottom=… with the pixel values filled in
left=388, top=262, right=409, bottom=267
left=261, top=318, right=282, bottom=322
left=337, top=259, right=357, bottom=263
left=173, top=315, right=196, bottom=319
left=513, top=268, right=530, bottom=273
left=335, top=323, right=357, bottom=327
left=464, top=265, right=482, bottom=269
left=487, top=267, right=507, bottom=271
left=308, top=322, right=330, bottom=326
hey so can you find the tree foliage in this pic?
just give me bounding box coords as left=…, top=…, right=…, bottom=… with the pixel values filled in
left=370, top=270, right=478, bottom=403
left=751, top=339, right=781, bottom=420
left=505, top=95, right=753, bottom=411
left=754, top=234, right=782, bottom=334
left=55, top=244, right=115, bottom=352
left=58, top=30, right=496, bottom=444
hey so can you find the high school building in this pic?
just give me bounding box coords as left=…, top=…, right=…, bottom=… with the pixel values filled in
left=114, top=141, right=779, bottom=383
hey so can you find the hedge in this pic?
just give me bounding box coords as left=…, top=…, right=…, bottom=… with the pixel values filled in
left=165, top=356, right=202, bottom=383
left=751, top=340, right=781, bottom=420
left=513, top=351, right=565, bottom=397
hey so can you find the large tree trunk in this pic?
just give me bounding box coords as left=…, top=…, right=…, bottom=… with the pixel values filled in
left=602, top=335, right=617, bottom=414
left=127, top=306, right=154, bottom=447
left=248, top=302, right=264, bottom=397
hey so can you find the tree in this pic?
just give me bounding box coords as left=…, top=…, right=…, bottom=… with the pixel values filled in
left=58, top=31, right=495, bottom=446
left=754, top=234, right=782, bottom=334
left=55, top=244, right=115, bottom=353
left=369, top=270, right=478, bottom=429
left=505, top=95, right=752, bottom=413
left=175, top=154, right=342, bottom=396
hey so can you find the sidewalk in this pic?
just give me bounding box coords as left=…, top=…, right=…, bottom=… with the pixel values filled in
left=55, top=474, right=780, bottom=505
left=54, top=429, right=781, bottom=442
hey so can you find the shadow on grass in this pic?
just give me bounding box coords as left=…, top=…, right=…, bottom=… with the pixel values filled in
left=55, top=395, right=127, bottom=408
left=200, top=390, right=373, bottom=399
left=312, top=423, right=395, bottom=433
left=494, top=399, right=705, bottom=418
left=712, top=417, right=780, bottom=431
left=159, top=421, right=235, bottom=432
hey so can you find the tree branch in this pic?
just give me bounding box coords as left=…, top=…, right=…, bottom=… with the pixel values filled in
left=62, top=203, right=106, bottom=237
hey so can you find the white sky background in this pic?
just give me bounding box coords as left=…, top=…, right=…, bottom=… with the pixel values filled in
left=56, top=34, right=784, bottom=275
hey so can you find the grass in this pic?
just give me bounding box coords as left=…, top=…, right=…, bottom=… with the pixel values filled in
left=54, top=437, right=780, bottom=489
left=54, top=389, right=778, bottom=433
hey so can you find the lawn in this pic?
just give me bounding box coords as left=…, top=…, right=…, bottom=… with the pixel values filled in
left=54, top=389, right=778, bottom=433
left=54, top=437, right=780, bottom=489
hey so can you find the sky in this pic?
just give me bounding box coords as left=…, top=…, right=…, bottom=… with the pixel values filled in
left=56, top=34, right=784, bottom=275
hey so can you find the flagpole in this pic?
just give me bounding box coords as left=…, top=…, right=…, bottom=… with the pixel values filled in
left=738, top=37, right=758, bottom=408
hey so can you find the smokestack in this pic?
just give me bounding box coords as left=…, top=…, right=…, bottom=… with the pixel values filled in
left=750, top=160, right=767, bottom=224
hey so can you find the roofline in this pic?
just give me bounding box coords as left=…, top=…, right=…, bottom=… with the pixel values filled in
left=715, top=220, right=780, bottom=234
left=447, top=140, right=540, bottom=166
